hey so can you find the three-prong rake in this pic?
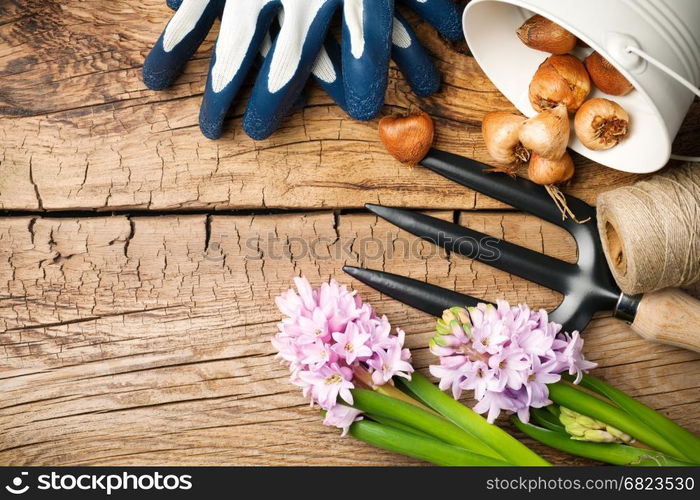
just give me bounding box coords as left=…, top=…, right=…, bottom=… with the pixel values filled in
left=345, top=149, right=700, bottom=351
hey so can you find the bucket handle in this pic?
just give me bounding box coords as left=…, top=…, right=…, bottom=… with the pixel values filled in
left=625, top=46, right=700, bottom=98
left=623, top=45, right=700, bottom=162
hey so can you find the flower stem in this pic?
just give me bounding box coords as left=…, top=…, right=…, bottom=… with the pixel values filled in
left=548, top=382, right=687, bottom=460
left=349, top=420, right=511, bottom=466
left=513, top=418, right=692, bottom=466
left=376, top=382, right=442, bottom=418
left=353, top=366, right=441, bottom=417
left=351, top=388, right=506, bottom=461
left=574, top=374, right=700, bottom=463
left=398, top=372, right=550, bottom=466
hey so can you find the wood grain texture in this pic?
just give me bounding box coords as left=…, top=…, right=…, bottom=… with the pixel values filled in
left=1, top=213, right=698, bottom=465
left=630, top=288, right=700, bottom=352
left=3, top=0, right=698, bottom=211
left=1, top=0, right=699, bottom=468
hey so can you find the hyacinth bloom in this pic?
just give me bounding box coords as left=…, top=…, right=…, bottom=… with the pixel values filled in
left=429, top=301, right=597, bottom=423
left=272, top=277, right=413, bottom=435
left=427, top=303, right=700, bottom=466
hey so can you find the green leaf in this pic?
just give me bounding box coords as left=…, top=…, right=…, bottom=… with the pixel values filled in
left=531, top=407, right=567, bottom=433
left=574, top=374, right=700, bottom=463
left=349, top=420, right=511, bottom=466
left=398, top=372, right=550, bottom=466
left=513, top=418, right=692, bottom=466
left=546, top=404, right=561, bottom=418
left=367, top=414, right=435, bottom=440
left=351, top=388, right=504, bottom=461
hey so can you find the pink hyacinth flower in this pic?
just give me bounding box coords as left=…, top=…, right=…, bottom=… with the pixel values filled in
left=429, top=299, right=597, bottom=423
left=299, top=363, right=355, bottom=410
left=556, top=331, right=598, bottom=383
left=323, top=404, right=364, bottom=436
left=272, top=277, right=415, bottom=434
left=331, top=322, right=373, bottom=364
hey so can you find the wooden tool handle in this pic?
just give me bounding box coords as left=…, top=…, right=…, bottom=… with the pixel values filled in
left=630, top=288, right=700, bottom=352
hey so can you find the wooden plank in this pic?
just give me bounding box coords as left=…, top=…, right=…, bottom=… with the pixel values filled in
left=2, top=213, right=698, bottom=465
left=4, top=0, right=694, bottom=212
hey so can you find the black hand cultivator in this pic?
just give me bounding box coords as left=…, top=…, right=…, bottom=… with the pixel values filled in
left=345, top=149, right=639, bottom=334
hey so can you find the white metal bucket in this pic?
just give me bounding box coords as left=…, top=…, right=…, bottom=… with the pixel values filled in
left=463, top=0, right=700, bottom=173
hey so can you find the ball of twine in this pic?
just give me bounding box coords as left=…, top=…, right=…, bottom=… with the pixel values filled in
left=597, top=163, right=700, bottom=295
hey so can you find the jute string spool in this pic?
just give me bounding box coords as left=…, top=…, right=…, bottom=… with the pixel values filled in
left=597, top=163, right=700, bottom=295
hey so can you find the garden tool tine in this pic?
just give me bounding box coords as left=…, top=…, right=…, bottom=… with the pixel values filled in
left=416, top=150, right=620, bottom=304
left=344, top=265, right=585, bottom=330
left=420, top=149, right=596, bottom=225
left=343, top=266, right=482, bottom=316
left=365, top=203, right=578, bottom=294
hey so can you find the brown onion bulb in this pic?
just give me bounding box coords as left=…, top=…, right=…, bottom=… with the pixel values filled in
left=529, top=152, right=588, bottom=223
left=378, top=111, right=434, bottom=166
left=516, top=15, right=577, bottom=55
left=529, top=55, right=591, bottom=113
left=481, top=111, right=530, bottom=165
left=528, top=152, right=575, bottom=185
left=518, top=104, right=570, bottom=160
left=584, top=52, right=634, bottom=96
left=574, top=98, right=630, bottom=150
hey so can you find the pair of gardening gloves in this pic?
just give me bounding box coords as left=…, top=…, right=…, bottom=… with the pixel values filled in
left=143, top=0, right=462, bottom=140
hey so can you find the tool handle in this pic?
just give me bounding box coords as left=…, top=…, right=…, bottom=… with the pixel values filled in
left=630, top=288, right=700, bottom=352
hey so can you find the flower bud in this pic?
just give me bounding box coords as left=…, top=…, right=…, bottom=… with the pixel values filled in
left=560, top=416, right=587, bottom=438
left=606, top=425, right=634, bottom=444
left=435, top=319, right=452, bottom=336
left=559, top=406, right=577, bottom=418
left=442, top=309, right=458, bottom=324
left=431, top=335, right=450, bottom=347
left=576, top=413, right=601, bottom=429
left=579, top=429, right=618, bottom=443
left=453, top=306, right=471, bottom=326
left=560, top=406, right=631, bottom=444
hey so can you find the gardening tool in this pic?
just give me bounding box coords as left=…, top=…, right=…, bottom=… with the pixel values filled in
left=344, top=149, right=700, bottom=352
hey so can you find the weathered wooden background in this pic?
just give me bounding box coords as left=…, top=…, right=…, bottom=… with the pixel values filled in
left=0, top=0, right=698, bottom=465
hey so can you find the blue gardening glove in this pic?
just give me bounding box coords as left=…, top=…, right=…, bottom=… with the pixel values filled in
left=145, top=0, right=385, bottom=139
left=307, top=0, right=463, bottom=115
left=143, top=0, right=461, bottom=140
left=158, top=0, right=463, bottom=103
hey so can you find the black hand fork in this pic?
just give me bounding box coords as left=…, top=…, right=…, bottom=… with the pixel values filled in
left=344, top=149, right=641, bottom=333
